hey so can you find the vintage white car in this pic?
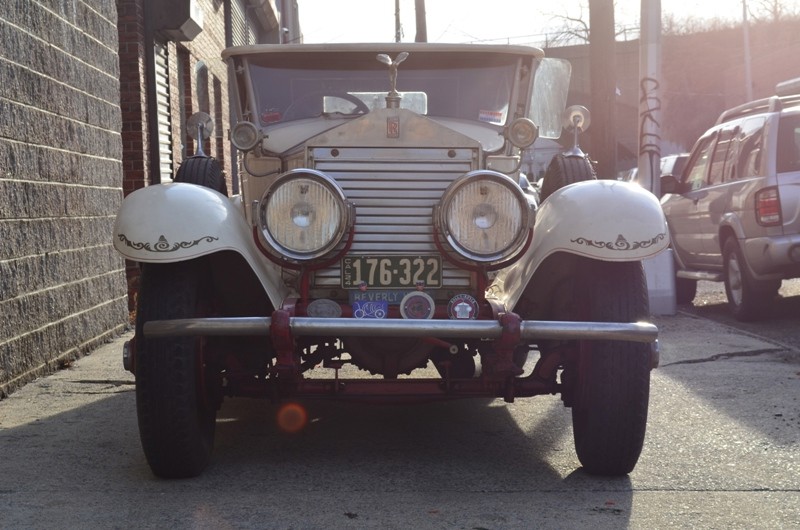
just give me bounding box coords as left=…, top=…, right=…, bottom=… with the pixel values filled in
left=114, top=43, right=668, bottom=478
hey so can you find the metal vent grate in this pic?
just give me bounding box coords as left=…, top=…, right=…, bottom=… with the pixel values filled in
left=311, top=146, right=476, bottom=289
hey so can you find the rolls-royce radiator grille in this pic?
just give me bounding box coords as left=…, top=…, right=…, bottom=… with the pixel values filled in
left=311, top=146, right=476, bottom=289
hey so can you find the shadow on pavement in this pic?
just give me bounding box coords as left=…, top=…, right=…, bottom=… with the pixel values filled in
left=0, top=378, right=637, bottom=528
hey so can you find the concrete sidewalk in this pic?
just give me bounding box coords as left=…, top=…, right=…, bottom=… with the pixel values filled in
left=1, top=311, right=794, bottom=428
left=1, top=311, right=798, bottom=530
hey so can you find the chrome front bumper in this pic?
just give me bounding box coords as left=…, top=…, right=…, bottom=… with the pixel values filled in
left=144, top=316, right=658, bottom=343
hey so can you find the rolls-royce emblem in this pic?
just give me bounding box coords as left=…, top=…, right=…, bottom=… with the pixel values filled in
left=377, top=51, right=409, bottom=110
left=387, top=116, right=400, bottom=138
left=376, top=52, right=408, bottom=96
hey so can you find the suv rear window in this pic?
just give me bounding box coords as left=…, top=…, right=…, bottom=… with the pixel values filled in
left=737, top=117, right=765, bottom=178
left=777, top=114, right=800, bottom=173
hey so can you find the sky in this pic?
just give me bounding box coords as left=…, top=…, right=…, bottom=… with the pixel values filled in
left=297, top=0, right=799, bottom=45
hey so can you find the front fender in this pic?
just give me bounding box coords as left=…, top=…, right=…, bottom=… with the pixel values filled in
left=113, top=183, right=288, bottom=307
left=495, top=180, right=669, bottom=307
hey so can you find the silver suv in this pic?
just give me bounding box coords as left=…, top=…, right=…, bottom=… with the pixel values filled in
left=661, top=84, right=800, bottom=320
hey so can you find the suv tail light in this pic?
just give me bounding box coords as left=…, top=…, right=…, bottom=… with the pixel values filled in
left=755, top=187, right=782, bottom=226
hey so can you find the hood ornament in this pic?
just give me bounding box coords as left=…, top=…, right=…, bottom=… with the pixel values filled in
left=376, top=52, right=408, bottom=108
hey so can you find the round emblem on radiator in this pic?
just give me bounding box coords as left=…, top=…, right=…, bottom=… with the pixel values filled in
left=399, top=291, right=435, bottom=320
left=447, top=294, right=479, bottom=320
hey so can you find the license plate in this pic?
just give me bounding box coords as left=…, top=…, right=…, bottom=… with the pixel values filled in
left=341, top=255, right=442, bottom=289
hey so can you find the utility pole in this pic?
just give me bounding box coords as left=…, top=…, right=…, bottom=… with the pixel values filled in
left=638, top=0, right=674, bottom=315
left=415, top=0, right=427, bottom=42
left=638, top=0, right=661, bottom=196
left=395, top=0, right=402, bottom=42
left=742, top=0, right=753, bottom=101
left=588, top=0, right=617, bottom=178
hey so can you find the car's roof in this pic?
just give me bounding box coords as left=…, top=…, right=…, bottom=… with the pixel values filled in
left=716, top=93, right=800, bottom=125
left=222, top=42, right=545, bottom=61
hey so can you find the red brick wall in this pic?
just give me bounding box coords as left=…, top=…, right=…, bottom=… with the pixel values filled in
left=169, top=0, right=231, bottom=189
left=117, top=0, right=234, bottom=193
left=117, top=0, right=149, bottom=196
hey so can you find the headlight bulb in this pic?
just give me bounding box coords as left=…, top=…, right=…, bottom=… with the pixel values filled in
left=290, top=202, right=314, bottom=228
left=473, top=202, right=497, bottom=230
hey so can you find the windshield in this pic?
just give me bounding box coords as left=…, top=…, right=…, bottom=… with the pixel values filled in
left=531, top=58, right=572, bottom=139
left=246, top=53, right=518, bottom=126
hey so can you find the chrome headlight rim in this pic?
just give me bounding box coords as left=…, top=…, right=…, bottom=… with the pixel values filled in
left=438, top=170, right=531, bottom=263
left=231, top=121, right=261, bottom=151
left=507, top=117, right=538, bottom=149
left=257, top=169, right=351, bottom=261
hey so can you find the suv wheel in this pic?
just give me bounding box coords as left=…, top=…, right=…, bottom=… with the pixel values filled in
left=539, top=153, right=596, bottom=202
left=567, top=260, right=651, bottom=476
left=722, top=238, right=779, bottom=321
left=135, top=261, right=220, bottom=478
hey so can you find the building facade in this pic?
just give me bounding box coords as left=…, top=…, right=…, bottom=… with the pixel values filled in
left=117, top=0, right=287, bottom=307
left=546, top=17, right=800, bottom=174
left=0, top=1, right=128, bottom=396
left=0, top=0, right=293, bottom=397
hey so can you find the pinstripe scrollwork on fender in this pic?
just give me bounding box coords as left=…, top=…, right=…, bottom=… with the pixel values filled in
left=117, top=234, right=219, bottom=253
left=571, top=232, right=667, bottom=251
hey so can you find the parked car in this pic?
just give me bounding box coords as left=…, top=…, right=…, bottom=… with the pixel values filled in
left=660, top=87, right=800, bottom=320
left=114, top=43, right=668, bottom=478
left=659, top=153, right=689, bottom=180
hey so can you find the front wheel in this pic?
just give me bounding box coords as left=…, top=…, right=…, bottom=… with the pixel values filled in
left=568, top=259, right=652, bottom=476
left=722, top=238, right=779, bottom=321
left=135, top=261, right=220, bottom=478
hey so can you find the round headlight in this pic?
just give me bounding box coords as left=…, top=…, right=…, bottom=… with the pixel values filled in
left=508, top=118, right=538, bottom=148
left=439, top=171, right=530, bottom=262
left=259, top=170, right=350, bottom=260
left=231, top=121, right=261, bottom=151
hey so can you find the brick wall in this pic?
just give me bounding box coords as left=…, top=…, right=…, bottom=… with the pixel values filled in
left=0, top=1, right=129, bottom=397
left=117, top=0, right=149, bottom=196
left=170, top=0, right=232, bottom=184
left=118, top=0, right=233, bottom=193
left=116, top=0, right=233, bottom=312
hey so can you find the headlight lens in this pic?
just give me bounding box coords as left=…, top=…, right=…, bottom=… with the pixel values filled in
left=440, top=171, right=530, bottom=262
left=259, top=170, right=350, bottom=260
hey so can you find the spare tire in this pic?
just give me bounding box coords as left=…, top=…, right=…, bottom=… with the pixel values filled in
left=174, top=155, right=228, bottom=196
left=539, top=153, right=596, bottom=202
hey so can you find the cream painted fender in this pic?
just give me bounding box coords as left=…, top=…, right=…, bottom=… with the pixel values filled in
left=113, top=183, right=288, bottom=308
left=494, top=179, right=669, bottom=309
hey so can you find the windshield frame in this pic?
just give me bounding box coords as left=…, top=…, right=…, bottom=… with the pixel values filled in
left=225, top=44, right=545, bottom=131
left=242, top=53, right=522, bottom=127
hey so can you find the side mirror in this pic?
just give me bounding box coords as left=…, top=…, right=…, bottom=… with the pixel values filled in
left=660, top=175, right=681, bottom=195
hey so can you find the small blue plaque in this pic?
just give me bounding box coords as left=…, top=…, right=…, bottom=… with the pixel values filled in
left=352, top=300, right=388, bottom=319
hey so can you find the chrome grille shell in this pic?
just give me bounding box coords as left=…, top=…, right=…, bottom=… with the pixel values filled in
left=305, top=109, right=484, bottom=292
